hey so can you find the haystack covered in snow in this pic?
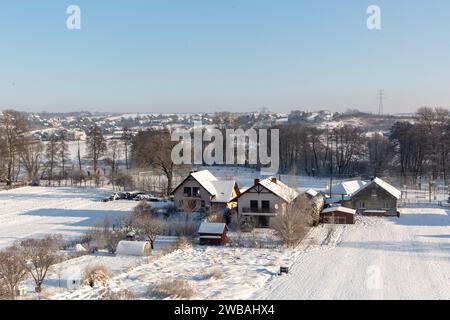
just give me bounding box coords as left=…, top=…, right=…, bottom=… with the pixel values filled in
left=116, top=241, right=152, bottom=256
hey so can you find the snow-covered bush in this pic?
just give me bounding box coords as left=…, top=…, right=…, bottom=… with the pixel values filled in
left=175, top=237, right=193, bottom=251
left=82, top=265, right=111, bottom=288
left=147, top=279, right=195, bottom=299
left=100, top=287, right=136, bottom=300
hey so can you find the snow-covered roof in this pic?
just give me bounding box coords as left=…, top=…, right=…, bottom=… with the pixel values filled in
left=198, top=222, right=227, bottom=235
left=332, top=180, right=367, bottom=196
left=190, top=170, right=218, bottom=195
left=176, top=170, right=237, bottom=202
left=258, top=177, right=299, bottom=203
left=306, top=188, right=319, bottom=197
left=322, top=206, right=356, bottom=215
left=210, top=180, right=237, bottom=203
left=353, top=177, right=401, bottom=200
left=325, top=196, right=351, bottom=204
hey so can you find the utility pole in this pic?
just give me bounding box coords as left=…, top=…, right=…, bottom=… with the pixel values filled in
left=377, top=89, right=386, bottom=115
left=329, top=130, right=333, bottom=198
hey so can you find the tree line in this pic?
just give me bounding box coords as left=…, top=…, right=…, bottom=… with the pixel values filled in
left=278, top=107, right=450, bottom=184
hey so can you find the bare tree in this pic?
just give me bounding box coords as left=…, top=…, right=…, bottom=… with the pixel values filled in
left=57, top=132, right=70, bottom=185
left=45, top=134, right=59, bottom=184
left=105, top=139, right=121, bottom=189
left=131, top=129, right=177, bottom=195
left=86, top=125, right=107, bottom=186
left=77, top=137, right=83, bottom=171
left=121, top=126, right=132, bottom=170
left=19, top=139, right=44, bottom=185
left=19, top=235, right=62, bottom=293
left=0, top=245, right=28, bottom=299
left=0, top=110, right=28, bottom=187
left=272, top=193, right=313, bottom=248
left=131, top=201, right=163, bottom=249
left=115, top=171, right=134, bottom=191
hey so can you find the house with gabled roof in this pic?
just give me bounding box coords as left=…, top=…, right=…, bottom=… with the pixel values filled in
left=331, top=180, right=368, bottom=198
left=349, top=177, right=401, bottom=216
left=236, top=177, right=299, bottom=228
left=171, top=170, right=240, bottom=212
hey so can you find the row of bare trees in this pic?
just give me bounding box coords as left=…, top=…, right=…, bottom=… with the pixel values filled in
left=0, top=109, right=136, bottom=189
left=277, top=107, right=450, bottom=184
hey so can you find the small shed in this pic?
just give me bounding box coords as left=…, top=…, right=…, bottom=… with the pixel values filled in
left=116, top=241, right=152, bottom=256
left=198, top=222, right=228, bottom=246
left=321, top=206, right=356, bottom=225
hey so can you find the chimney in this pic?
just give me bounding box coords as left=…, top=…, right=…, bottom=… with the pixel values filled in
left=254, top=179, right=260, bottom=185
left=271, top=177, right=277, bottom=184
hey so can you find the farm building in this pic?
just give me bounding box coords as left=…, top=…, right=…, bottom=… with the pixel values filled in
left=198, top=222, right=229, bottom=246
left=331, top=180, right=367, bottom=198
left=171, top=170, right=240, bottom=212
left=349, top=177, right=401, bottom=216
left=236, top=177, right=299, bottom=228
left=321, top=206, right=356, bottom=224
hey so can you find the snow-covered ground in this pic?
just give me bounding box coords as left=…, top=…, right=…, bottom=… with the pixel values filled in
left=0, top=187, right=136, bottom=249
left=259, top=206, right=450, bottom=300
left=20, top=236, right=179, bottom=299
left=4, top=185, right=450, bottom=300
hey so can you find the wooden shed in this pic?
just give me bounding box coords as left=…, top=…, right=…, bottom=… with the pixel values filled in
left=321, top=206, right=356, bottom=225
left=198, top=222, right=228, bottom=246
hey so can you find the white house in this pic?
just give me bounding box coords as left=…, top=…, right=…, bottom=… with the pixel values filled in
left=171, top=170, right=240, bottom=212
left=236, top=177, right=299, bottom=228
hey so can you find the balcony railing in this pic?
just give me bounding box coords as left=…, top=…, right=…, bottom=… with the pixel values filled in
left=242, top=207, right=277, bottom=214
left=183, top=194, right=202, bottom=198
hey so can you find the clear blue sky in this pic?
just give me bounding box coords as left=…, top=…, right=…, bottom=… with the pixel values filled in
left=0, top=0, right=449, bottom=114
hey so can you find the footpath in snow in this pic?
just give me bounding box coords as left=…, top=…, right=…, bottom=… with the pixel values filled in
left=258, top=206, right=450, bottom=300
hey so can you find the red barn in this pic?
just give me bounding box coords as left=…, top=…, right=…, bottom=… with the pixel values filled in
left=321, top=206, right=356, bottom=225
left=198, top=223, right=228, bottom=246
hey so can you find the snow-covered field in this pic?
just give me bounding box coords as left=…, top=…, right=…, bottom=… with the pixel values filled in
left=53, top=247, right=287, bottom=300
left=3, top=185, right=450, bottom=300
left=259, top=206, right=450, bottom=300
left=0, top=187, right=136, bottom=249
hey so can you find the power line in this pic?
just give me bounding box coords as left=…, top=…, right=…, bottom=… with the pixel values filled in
left=377, top=89, right=386, bottom=115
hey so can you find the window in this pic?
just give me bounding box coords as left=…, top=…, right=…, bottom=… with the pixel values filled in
left=384, top=201, right=390, bottom=209
left=201, top=200, right=206, bottom=208
left=193, top=187, right=200, bottom=198
left=359, top=202, right=366, bottom=209
left=250, top=200, right=258, bottom=210
left=262, top=201, right=270, bottom=212
left=371, top=189, right=378, bottom=197
left=183, top=187, right=191, bottom=197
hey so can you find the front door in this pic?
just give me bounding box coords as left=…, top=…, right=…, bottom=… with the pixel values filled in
left=258, top=216, right=270, bottom=228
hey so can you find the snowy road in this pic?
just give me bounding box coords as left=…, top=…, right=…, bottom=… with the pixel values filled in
left=0, top=187, right=136, bottom=249
left=259, top=206, right=450, bottom=300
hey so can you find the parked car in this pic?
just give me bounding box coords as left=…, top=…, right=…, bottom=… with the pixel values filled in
left=125, top=191, right=146, bottom=200
left=102, top=193, right=120, bottom=202
left=134, top=194, right=155, bottom=201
